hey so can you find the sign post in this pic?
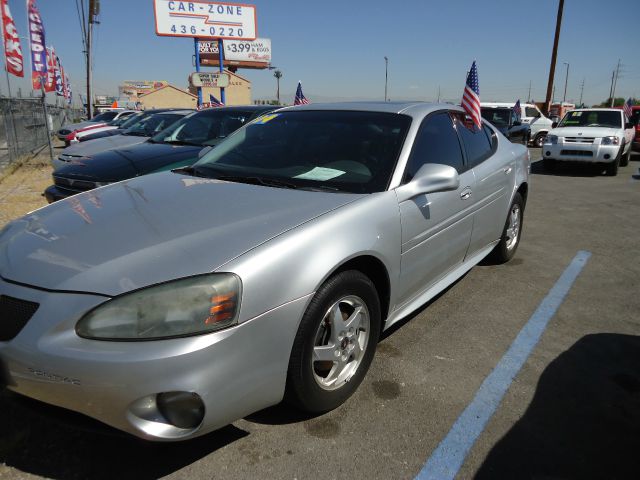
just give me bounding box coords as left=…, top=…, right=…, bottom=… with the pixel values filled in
left=194, top=38, right=202, bottom=106
left=218, top=39, right=225, bottom=104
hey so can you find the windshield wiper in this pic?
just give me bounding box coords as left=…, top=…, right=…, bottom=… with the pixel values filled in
left=163, top=139, right=202, bottom=146
left=216, top=175, right=299, bottom=190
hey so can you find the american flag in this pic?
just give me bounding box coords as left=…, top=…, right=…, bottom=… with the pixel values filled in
left=210, top=94, right=224, bottom=107
left=461, top=61, right=481, bottom=128
left=294, top=81, right=309, bottom=105
left=514, top=99, right=522, bottom=119
left=622, top=98, right=634, bottom=118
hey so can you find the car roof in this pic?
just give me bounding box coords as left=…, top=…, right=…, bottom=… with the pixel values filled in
left=155, top=110, right=192, bottom=115
left=570, top=108, right=622, bottom=112
left=275, top=101, right=464, bottom=118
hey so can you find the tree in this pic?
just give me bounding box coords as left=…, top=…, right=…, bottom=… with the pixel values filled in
left=273, top=70, right=283, bottom=105
left=593, top=97, right=638, bottom=108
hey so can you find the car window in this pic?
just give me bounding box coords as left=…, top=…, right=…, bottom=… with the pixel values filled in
left=194, top=110, right=411, bottom=194
left=452, top=112, right=492, bottom=168
left=92, top=111, right=118, bottom=122
left=404, top=111, right=464, bottom=182
left=152, top=110, right=256, bottom=146
left=511, top=110, right=519, bottom=124
left=558, top=110, right=622, bottom=129
left=480, top=108, right=509, bottom=127
left=525, top=107, right=540, bottom=118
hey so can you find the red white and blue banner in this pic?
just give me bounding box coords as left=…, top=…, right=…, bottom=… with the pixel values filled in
left=54, top=52, right=64, bottom=96
left=44, top=46, right=56, bottom=92
left=27, top=0, right=48, bottom=90
left=1, top=0, right=24, bottom=77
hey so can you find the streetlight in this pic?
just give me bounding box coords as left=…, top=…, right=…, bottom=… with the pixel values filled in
left=562, top=62, right=569, bottom=103
left=384, top=56, right=388, bottom=102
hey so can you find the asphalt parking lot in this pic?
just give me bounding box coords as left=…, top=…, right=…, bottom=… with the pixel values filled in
left=1, top=149, right=639, bottom=480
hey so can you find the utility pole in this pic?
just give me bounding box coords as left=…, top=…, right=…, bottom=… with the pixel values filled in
left=562, top=62, right=569, bottom=103
left=86, top=0, right=99, bottom=118
left=610, top=59, right=621, bottom=107
left=527, top=80, right=531, bottom=102
left=544, top=0, right=564, bottom=116
left=384, top=56, right=388, bottom=102
left=437, top=86, right=441, bottom=103
left=579, top=78, right=585, bottom=106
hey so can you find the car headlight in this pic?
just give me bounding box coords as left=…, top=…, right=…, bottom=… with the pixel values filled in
left=601, top=136, right=620, bottom=145
left=76, top=274, right=241, bottom=340
left=546, top=134, right=558, bottom=145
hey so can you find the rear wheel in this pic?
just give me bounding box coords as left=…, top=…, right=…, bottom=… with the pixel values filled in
left=286, top=270, right=381, bottom=413
left=488, top=192, right=524, bottom=264
left=534, top=132, right=546, bottom=148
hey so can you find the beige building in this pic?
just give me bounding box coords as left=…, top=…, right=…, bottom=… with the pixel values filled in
left=188, top=70, right=252, bottom=106
left=137, top=84, right=198, bottom=110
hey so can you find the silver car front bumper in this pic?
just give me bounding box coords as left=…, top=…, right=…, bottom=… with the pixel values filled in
left=0, top=277, right=310, bottom=440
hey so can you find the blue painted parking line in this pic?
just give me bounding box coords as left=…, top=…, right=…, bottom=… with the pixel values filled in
left=416, top=250, right=591, bottom=480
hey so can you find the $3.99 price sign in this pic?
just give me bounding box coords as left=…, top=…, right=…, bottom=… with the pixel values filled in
left=153, top=0, right=257, bottom=40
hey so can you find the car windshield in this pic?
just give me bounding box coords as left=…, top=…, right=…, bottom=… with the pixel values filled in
left=116, top=112, right=144, bottom=129
left=558, top=110, right=622, bottom=128
left=123, top=113, right=186, bottom=137
left=191, top=110, right=411, bottom=194
left=91, top=111, right=119, bottom=122
left=481, top=108, right=510, bottom=127
left=150, top=109, right=258, bottom=146
left=109, top=113, right=137, bottom=127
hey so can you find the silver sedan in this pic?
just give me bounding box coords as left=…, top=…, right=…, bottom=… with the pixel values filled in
left=0, top=102, right=529, bottom=440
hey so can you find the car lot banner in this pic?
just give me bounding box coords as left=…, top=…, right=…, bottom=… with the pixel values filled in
left=54, top=52, right=64, bottom=96
left=1, top=0, right=24, bottom=77
left=44, top=46, right=56, bottom=92
left=27, top=0, right=47, bottom=90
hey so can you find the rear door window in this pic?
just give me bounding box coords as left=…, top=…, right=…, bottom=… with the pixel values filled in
left=452, top=113, right=493, bottom=168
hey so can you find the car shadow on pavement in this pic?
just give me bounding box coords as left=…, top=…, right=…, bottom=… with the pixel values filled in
left=530, top=159, right=609, bottom=177
left=0, top=391, right=248, bottom=480
left=474, top=333, right=640, bottom=480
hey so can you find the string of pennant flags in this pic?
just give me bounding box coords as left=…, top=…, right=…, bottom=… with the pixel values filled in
left=1, top=0, right=72, bottom=104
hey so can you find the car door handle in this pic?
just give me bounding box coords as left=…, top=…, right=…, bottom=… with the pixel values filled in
left=460, top=188, right=472, bottom=200
left=504, top=166, right=513, bottom=174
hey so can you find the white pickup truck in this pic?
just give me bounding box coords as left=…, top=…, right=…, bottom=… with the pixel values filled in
left=542, top=108, right=636, bottom=176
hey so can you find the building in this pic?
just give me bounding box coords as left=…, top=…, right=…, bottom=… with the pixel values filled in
left=137, top=84, right=198, bottom=110
left=119, top=81, right=169, bottom=103
left=188, top=69, right=252, bottom=106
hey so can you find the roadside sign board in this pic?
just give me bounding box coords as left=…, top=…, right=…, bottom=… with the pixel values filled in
left=190, top=72, right=230, bottom=88
left=153, top=0, right=257, bottom=40
left=198, top=38, right=270, bottom=63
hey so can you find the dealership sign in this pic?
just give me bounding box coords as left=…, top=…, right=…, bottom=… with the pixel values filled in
left=190, top=71, right=229, bottom=88
left=198, top=38, right=271, bottom=62
left=153, top=0, right=257, bottom=40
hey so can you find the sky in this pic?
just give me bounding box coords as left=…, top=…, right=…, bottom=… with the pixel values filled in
left=1, top=0, right=639, bottom=106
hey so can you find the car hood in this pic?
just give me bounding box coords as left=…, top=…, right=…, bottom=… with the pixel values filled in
left=54, top=142, right=203, bottom=182
left=59, top=120, right=100, bottom=132
left=551, top=126, right=622, bottom=138
left=0, top=172, right=363, bottom=296
left=60, top=135, right=150, bottom=159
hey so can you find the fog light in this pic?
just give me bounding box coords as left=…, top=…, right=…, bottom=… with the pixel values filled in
left=156, top=392, right=205, bottom=429
left=604, top=154, right=610, bottom=160
left=546, top=151, right=551, bottom=156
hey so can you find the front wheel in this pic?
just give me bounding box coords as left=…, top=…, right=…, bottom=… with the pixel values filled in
left=285, top=270, right=381, bottom=413
left=534, top=133, right=546, bottom=148
left=488, top=192, right=524, bottom=264
left=619, top=144, right=630, bottom=167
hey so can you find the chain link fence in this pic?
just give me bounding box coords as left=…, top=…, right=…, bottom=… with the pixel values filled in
left=0, top=97, right=84, bottom=172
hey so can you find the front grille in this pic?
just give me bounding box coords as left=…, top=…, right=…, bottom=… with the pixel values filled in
left=53, top=176, right=96, bottom=193
left=0, top=295, right=39, bottom=341
left=561, top=149, right=594, bottom=157
left=564, top=137, right=594, bottom=144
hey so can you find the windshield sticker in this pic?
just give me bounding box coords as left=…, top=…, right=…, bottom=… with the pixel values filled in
left=253, top=114, right=280, bottom=124
left=573, top=112, right=582, bottom=117
left=294, top=167, right=345, bottom=181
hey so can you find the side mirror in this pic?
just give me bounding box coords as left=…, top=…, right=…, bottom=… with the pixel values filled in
left=513, top=120, right=522, bottom=126
left=552, top=121, right=558, bottom=128
left=625, top=122, right=633, bottom=129
left=198, top=146, right=213, bottom=159
left=395, top=163, right=460, bottom=203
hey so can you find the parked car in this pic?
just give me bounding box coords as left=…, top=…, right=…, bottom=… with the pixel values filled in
left=53, top=110, right=193, bottom=171
left=44, top=106, right=274, bottom=202
left=70, top=111, right=141, bottom=143
left=57, top=110, right=136, bottom=145
left=480, top=105, right=531, bottom=145
left=628, top=105, right=640, bottom=152
left=542, top=108, right=635, bottom=175
left=481, top=102, right=553, bottom=147
left=0, top=102, right=529, bottom=440
left=78, top=108, right=185, bottom=142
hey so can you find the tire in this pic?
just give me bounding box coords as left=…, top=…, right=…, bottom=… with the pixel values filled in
left=543, top=158, right=555, bottom=171
left=619, top=143, right=630, bottom=167
left=488, top=192, right=524, bottom=264
left=285, top=270, right=381, bottom=413
left=605, top=152, right=620, bottom=176
left=534, top=133, right=546, bottom=148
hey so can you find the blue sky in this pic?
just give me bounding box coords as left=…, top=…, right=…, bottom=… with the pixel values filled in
left=2, top=0, right=638, bottom=106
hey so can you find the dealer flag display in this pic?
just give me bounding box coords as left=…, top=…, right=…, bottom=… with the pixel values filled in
left=1, top=0, right=24, bottom=77
left=27, top=0, right=47, bottom=90
left=44, top=46, right=56, bottom=92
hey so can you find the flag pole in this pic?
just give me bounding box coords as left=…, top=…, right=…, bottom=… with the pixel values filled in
left=40, top=81, right=54, bottom=163
left=218, top=38, right=225, bottom=104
